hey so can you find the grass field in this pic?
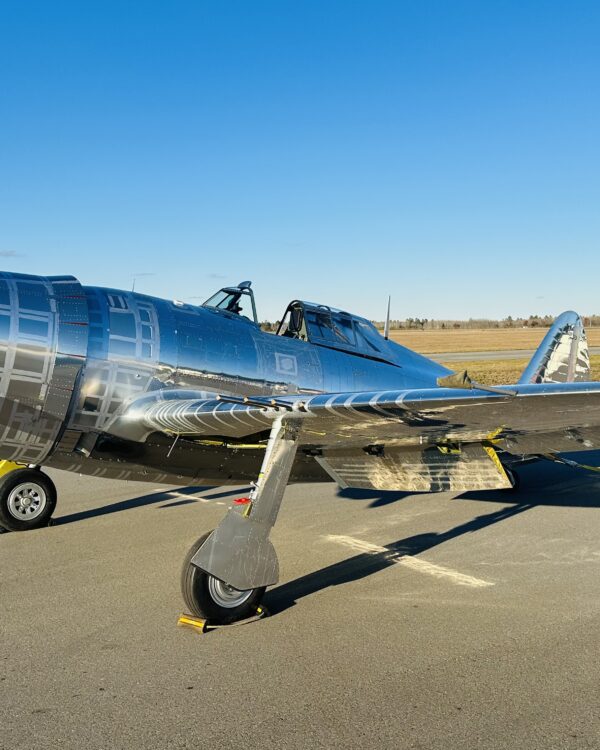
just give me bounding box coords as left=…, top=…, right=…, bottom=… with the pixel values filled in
left=437, top=355, right=600, bottom=385
left=387, top=327, right=600, bottom=353
left=377, top=325, right=600, bottom=384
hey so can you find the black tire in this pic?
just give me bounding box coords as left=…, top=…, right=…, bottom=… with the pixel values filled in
left=181, top=531, right=266, bottom=624
left=0, top=469, right=57, bottom=532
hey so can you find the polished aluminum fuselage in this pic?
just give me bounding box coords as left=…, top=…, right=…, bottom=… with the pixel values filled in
left=0, top=273, right=449, bottom=485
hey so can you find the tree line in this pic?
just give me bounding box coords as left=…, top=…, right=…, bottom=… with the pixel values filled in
left=370, top=315, right=600, bottom=330
left=259, top=314, right=600, bottom=332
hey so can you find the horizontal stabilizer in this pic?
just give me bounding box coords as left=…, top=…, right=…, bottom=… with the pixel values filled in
left=519, top=311, right=590, bottom=385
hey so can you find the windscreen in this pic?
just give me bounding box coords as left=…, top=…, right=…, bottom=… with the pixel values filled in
left=203, top=289, right=254, bottom=320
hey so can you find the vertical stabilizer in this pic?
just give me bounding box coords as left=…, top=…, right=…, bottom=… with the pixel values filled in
left=518, top=311, right=590, bottom=384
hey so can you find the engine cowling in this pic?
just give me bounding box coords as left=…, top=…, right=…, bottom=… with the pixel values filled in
left=0, top=272, right=89, bottom=463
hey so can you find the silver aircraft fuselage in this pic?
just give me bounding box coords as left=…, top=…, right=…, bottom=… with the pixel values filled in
left=0, top=273, right=449, bottom=486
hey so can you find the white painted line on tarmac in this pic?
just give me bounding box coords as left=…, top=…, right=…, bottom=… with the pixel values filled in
left=168, top=491, right=227, bottom=506
left=326, top=534, right=494, bottom=589
left=165, top=491, right=211, bottom=504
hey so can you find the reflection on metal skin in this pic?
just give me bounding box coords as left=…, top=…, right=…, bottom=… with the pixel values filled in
left=0, top=273, right=88, bottom=463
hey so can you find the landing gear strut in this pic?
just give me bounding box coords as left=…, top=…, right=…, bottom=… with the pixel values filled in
left=180, top=416, right=300, bottom=624
left=0, top=466, right=57, bottom=532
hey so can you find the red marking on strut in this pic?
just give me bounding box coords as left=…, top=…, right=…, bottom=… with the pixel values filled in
left=233, top=497, right=252, bottom=505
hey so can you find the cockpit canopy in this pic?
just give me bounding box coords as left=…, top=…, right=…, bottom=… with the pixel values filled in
left=277, top=300, right=389, bottom=360
left=202, top=282, right=394, bottom=364
left=202, top=281, right=258, bottom=324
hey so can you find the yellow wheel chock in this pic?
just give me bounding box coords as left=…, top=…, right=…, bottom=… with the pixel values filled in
left=177, top=605, right=269, bottom=634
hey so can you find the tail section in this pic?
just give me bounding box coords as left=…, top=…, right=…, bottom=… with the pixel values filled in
left=519, top=311, right=590, bottom=384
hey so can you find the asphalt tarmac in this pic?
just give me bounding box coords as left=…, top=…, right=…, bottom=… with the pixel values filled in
left=2, top=459, right=600, bottom=749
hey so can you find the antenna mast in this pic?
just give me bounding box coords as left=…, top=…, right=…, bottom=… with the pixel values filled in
left=384, top=296, right=391, bottom=340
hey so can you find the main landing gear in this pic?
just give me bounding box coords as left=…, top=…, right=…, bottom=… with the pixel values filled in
left=181, top=531, right=267, bottom=624
left=0, top=463, right=57, bottom=532
left=180, top=416, right=300, bottom=625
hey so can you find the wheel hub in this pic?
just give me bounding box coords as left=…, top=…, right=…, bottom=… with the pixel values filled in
left=207, top=576, right=254, bottom=609
left=7, top=482, right=47, bottom=521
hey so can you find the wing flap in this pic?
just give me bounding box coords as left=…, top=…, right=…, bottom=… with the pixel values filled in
left=316, top=443, right=511, bottom=492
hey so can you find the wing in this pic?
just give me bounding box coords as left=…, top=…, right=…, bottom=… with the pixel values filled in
left=105, top=382, right=600, bottom=492
left=107, top=383, right=600, bottom=450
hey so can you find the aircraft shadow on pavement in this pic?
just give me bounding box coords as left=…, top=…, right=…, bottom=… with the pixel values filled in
left=459, top=455, right=600, bottom=509
left=337, top=487, right=426, bottom=508
left=268, top=454, right=600, bottom=616
left=337, top=451, right=600, bottom=510
left=266, top=501, right=533, bottom=616
left=53, top=486, right=250, bottom=526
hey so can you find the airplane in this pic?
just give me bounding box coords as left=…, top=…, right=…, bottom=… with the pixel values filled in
left=0, top=271, right=598, bottom=624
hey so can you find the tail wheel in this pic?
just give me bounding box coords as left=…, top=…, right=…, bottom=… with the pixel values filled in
left=181, top=531, right=266, bottom=624
left=0, top=469, right=57, bottom=532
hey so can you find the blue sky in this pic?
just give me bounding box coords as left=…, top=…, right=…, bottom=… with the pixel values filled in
left=1, top=1, right=599, bottom=321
